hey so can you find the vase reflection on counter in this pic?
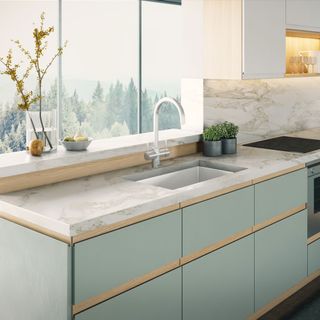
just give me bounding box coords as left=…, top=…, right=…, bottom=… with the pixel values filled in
left=26, top=110, right=57, bottom=153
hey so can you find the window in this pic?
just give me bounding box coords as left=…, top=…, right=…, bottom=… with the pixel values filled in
left=62, top=0, right=139, bottom=139
left=0, top=0, right=182, bottom=154
left=141, top=0, right=182, bottom=133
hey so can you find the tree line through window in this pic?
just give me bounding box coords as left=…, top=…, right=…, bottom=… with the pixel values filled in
left=0, top=0, right=181, bottom=154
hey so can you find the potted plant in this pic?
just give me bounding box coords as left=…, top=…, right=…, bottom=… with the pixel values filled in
left=0, top=12, right=66, bottom=156
left=202, top=124, right=224, bottom=157
left=220, top=121, right=239, bottom=154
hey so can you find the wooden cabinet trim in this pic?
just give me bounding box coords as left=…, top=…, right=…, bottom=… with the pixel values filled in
left=253, top=203, right=307, bottom=233
left=307, top=231, right=320, bottom=245
left=0, top=164, right=305, bottom=244
left=251, top=163, right=305, bottom=184
left=180, top=181, right=252, bottom=208
left=72, top=259, right=180, bottom=316
left=180, top=227, right=253, bottom=266
left=72, top=204, right=180, bottom=243
left=181, top=164, right=305, bottom=208
left=249, top=269, right=320, bottom=320
left=0, top=212, right=72, bottom=245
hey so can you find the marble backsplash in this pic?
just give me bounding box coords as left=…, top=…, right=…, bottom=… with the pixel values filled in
left=204, top=77, right=320, bottom=143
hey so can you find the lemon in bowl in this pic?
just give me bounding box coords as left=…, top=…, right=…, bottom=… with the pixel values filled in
left=62, top=135, right=92, bottom=151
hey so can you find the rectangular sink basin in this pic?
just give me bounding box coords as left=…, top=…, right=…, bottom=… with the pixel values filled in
left=126, top=160, right=246, bottom=190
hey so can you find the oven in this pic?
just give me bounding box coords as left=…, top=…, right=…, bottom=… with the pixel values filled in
left=308, top=163, right=320, bottom=237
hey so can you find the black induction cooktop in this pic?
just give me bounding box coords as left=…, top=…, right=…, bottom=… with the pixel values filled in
left=244, top=136, right=320, bottom=153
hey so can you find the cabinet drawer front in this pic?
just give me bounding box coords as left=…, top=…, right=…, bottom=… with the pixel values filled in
left=183, top=186, right=254, bottom=256
left=308, top=238, right=320, bottom=275
left=74, top=210, right=181, bottom=304
left=183, top=235, right=254, bottom=320
left=75, top=268, right=181, bottom=320
left=255, top=169, right=307, bottom=224
left=255, top=210, right=307, bottom=311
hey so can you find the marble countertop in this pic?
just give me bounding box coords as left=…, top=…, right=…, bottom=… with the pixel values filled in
left=1, top=128, right=320, bottom=238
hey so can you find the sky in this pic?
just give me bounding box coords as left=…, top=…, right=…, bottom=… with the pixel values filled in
left=0, top=0, right=182, bottom=103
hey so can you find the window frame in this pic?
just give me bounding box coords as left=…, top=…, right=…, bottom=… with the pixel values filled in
left=57, top=0, right=181, bottom=138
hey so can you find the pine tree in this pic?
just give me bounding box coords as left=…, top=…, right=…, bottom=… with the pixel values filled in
left=89, top=81, right=106, bottom=133
left=141, top=89, right=153, bottom=133
left=124, top=78, right=138, bottom=134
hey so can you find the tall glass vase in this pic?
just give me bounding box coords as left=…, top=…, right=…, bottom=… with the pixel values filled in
left=26, top=110, right=58, bottom=153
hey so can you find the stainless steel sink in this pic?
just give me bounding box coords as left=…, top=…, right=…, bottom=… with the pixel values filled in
left=126, top=160, right=246, bottom=190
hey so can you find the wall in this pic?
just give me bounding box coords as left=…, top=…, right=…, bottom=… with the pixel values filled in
left=204, top=78, right=320, bottom=143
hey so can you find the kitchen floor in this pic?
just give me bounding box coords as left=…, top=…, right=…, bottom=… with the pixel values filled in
left=261, top=277, right=320, bottom=320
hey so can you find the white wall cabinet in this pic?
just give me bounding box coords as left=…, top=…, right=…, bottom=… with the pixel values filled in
left=182, top=0, right=286, bottom=80
left=286, top=0, right=320, bottom=31
left=243, top=0, right=286, bottom=79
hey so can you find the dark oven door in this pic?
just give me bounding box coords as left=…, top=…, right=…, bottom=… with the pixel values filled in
left=308, top=173, right=320, bottom=237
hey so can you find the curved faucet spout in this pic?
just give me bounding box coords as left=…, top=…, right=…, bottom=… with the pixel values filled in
left=153, top=97, right=186, bottom=151
left=144, top=97, right=186, bottom=168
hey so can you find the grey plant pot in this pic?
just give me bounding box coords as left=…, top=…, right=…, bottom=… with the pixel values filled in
left=222, top=138, right=237, bottom=154
left=203, top=140, right=222, bottom=157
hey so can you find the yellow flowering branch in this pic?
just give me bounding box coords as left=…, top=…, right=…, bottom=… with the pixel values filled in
left=0, top=12, right=67, bottom=150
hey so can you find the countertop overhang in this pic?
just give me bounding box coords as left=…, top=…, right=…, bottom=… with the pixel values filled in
left=1, top=127, right=320, bottom=242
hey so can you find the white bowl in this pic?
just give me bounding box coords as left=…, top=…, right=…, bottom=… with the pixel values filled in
left=62, top=138, right=93, bottom=151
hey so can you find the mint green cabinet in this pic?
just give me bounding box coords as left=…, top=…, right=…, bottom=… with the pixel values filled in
left=183, top=186, right=254, bottom=256
left=183, top=235, right=254, bottom=320
left=0, top=218, right=71, bottom=320
left=255, top=169, right=307, bottom=224
left=75, top=268, right=181, bottom=320
left=255, top=210, right=307, bottom=311
left=308, top=238, right=320, bottom=275
left=74, top=210, right=181, bottom=304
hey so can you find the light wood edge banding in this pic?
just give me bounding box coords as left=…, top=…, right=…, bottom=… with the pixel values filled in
left=180, top=180, right=252, bottom=208
left=180, top=227, right=253, bottom=266
left=248, top=269, right=320, bottom=320
left=0, top=211, right=72, bottom=245
left=0, top=163, right=306, bottom=244
left=72, top=202, right=307, bottom=315
left=0, top=143, right=200, bottom=194
left=181, top=164, right=306, bottom=208
left=72, top=204, right=180, bottom=243
left=252, top=163, right=305, bottom=185
left=286, top=29, right=320, bottom=39
left=72, top=259, right=180, bottom=316
left=253, top=203, right=307, bottom=233
left=307, top=231, right=320, bottom=245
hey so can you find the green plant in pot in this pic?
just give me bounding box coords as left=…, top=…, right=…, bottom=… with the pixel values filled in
left=202, top=124, right=224, bottom=157
left=220, top=121, right=239, bottom=154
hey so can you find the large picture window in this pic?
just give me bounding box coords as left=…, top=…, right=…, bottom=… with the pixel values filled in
left=0, top=0, right=181, bottom=154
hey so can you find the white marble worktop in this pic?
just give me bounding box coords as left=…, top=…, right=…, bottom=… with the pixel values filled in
left=1, top=128, right=320, bottom=238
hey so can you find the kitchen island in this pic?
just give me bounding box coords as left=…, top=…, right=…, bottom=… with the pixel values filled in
left=1, top=128, right=320, bottom=320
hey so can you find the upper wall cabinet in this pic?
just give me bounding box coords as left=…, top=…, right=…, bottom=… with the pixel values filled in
left=286, top=0, right=320, bottom=32
left=182, top=0, right=286, bottom=80
left=243, top=0, right=286, bottom=79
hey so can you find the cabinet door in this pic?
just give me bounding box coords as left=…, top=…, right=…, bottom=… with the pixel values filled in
left=183, top=235, right=254, bottom=320
left=74, top=210, right=181, bottom=304
left=183, top=186, right=254, bottom=256
left=243, top=0, right=285, bottom=79
left=255, top=210, right=307, bottom=311
left=75, top=268, right=181, bottom=320
left=308, top=238, right=320, bottom=275
left=0, top=219, right=71, bottom=320
left=255, top=169, right=307, bottom=224
left=286, top=0, right=320, bottom=30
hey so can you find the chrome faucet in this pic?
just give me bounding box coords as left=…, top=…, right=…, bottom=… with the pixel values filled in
left=144, top=97, right=186, bottom=168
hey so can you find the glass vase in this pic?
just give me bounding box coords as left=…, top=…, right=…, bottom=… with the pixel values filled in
left=26, top=110, right=58, bottom=153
